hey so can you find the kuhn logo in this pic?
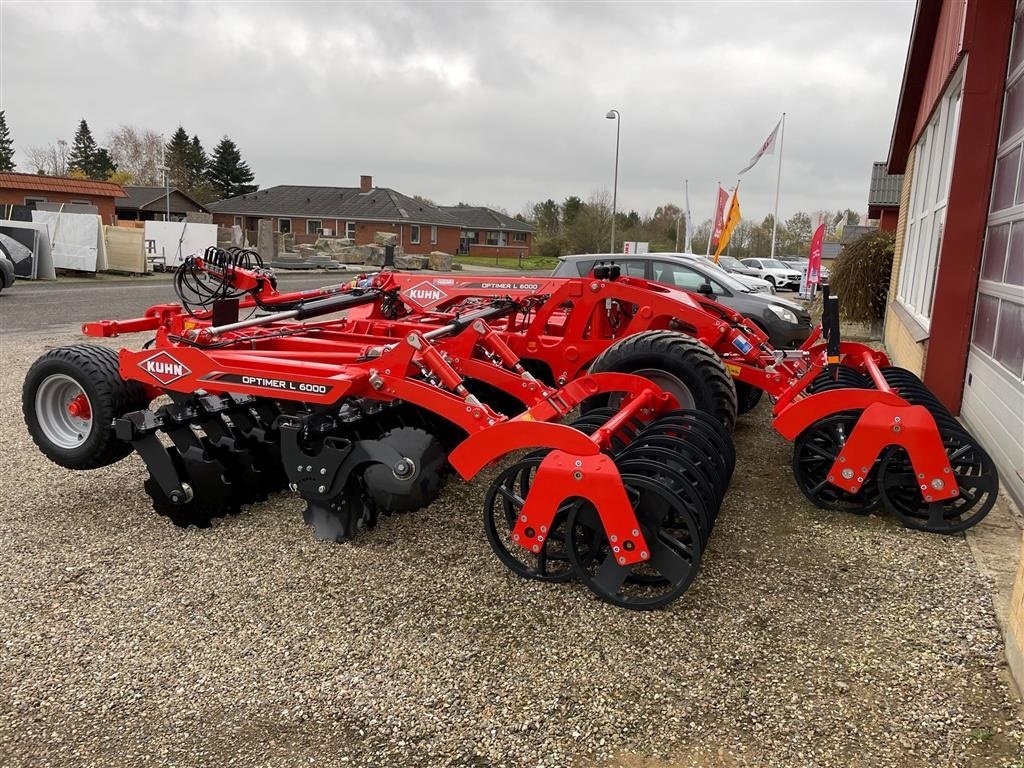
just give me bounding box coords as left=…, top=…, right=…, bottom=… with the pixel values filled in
left=140, top=352, right=191, bottom=385
left=406, top=281, right=447, bottom=305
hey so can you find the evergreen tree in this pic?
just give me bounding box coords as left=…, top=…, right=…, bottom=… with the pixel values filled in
left=0, top=111, right=15, bottom=172
left=205, top=136, right=257, bottom=199
left=67, top=119, right=99, bottom=177
left=165, top=126, right=191, bottom=190
left=186, top=135, right=207, bottom=189
left=92, top=148, right=116, bottom=180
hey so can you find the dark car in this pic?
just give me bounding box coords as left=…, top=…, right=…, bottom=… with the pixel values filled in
left=553, top=253, right=812, bottom=348
left=0, top=252, right=14, bottom=294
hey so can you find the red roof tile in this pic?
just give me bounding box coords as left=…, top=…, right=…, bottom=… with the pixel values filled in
left=0, top=172, right=127, bottom=199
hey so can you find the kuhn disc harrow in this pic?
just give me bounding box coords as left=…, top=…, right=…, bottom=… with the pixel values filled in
left=21, top=248, right=1000, bottom=616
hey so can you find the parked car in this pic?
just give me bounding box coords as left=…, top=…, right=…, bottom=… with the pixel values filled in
left=780, top=256, right=830, bottom=282
left=552, top=253, right=812, bottom=348
left=0, top=252, right=14, bottom=294
left=701, top=254, right=776, bottom=293
left=737, top=258, right=803, bottom=290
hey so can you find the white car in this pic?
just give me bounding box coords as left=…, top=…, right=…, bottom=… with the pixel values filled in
left=738, top=258, right=803, bottom=291
left=712, top=255, right=777, bottom=294
left=660, top=253, right=775, bottom=294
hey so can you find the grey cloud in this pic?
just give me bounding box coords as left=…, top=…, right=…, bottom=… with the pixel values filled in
left=1, top=0, right=914, bottom=221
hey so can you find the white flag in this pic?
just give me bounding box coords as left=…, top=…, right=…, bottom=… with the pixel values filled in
left=738, top=117, right=782, bottom=175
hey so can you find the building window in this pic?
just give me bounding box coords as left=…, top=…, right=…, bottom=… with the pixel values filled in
left=307, top=219, right=322, bottom=235
left=969, top=10, right=1024, bottom=381
left=512, top=231, right=527, bottom=242
left=24, top=196, right=47, bottom=205
left=71, top=199, right=91, bottom=205
left=346, top=221, right=356, bottom=240
left=410, top=224, right=421, bottom=244
left=430, top=225, right=437, bottom=245
left=233, top=216, right=243, bottom=227
left=486, top=231, right=507, bottom=246
left=896, top=64, right=964, bottom=328
left=279, top=218, right=291, bottom=234
left=465, top=231, right=479, bottom=244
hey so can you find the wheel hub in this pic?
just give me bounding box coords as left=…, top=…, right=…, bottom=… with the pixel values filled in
left=34, top=374, right=93, bottom=450
left=67, top=393, right=91, bottom=419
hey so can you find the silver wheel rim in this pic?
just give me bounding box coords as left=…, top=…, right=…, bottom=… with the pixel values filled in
left=35, top=374, right=92, bottom=449
left=610, top=368, right=696, bottom=410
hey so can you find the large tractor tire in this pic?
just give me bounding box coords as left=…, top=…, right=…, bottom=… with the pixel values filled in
left=22, top=344, right=150, bottom=470
left=735, top=381, right=764, bottom=415
left=583, top=331, right=738, bottom=432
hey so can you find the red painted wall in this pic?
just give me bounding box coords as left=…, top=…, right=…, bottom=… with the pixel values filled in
left=913, top=0, right=968, bottom=143
left=0, top=189, right=118, bottom=225
left=922, top=0, right=1014, bottom=412
left=878, top=208, right=899, bottom=233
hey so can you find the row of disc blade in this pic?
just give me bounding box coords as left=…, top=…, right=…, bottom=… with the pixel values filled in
left=793, top=366, right=998, bottom=534
left=483, top=407, right=735, bottom=610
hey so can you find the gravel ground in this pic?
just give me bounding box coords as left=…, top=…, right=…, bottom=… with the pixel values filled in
left=1, top=328, right=1022, bottom=768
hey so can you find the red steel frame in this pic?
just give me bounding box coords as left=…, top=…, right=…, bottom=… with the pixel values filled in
left=82, top=265, right=959, bottom=523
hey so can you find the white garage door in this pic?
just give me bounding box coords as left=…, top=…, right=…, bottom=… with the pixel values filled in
left=962, top=5, right=1024, bottom=508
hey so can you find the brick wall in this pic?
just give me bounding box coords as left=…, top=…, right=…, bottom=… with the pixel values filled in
left=468, top=244, right=530, bottom=260
left=1009, top=534, right=1024, bottom=693
left=210, top=214, right=461, bottom=255
left=0, top=189, right=118, bottom=225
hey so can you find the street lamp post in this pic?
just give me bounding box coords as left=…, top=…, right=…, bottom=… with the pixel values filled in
left=606, top=109, right=620, bottom=254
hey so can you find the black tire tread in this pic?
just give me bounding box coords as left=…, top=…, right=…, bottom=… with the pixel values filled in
left=22, top=344, right=149, bottom=469
left=586, top=331, right=738, bottom=431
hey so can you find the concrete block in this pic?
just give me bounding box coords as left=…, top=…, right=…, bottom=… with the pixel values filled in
left=394, top=254, right=428, bottom=270
left=374, top=231, right=398, bottom=246
left=427, top=251, right=454, bottom=271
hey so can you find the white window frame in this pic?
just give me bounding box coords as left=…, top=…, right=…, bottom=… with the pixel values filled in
left=71, top=198, right=91, bottom=205
left=430, top=225, right=437, bottom=245
left=970, top=6, right=1024, bottom=380
left=233, top=215, right=243, bottom=227
left=307, top=219, right=322, bottom=236
left=278, top=218, right=291, bottom=234
left=486, top=230, right=507, bottom=246
left=346, top=221, right=356, bottom=240
left=410, top=224, right=421, bottom=244
left=513, top=231, right=527, bottom=242
left=897, top=63, right=965, bottom=329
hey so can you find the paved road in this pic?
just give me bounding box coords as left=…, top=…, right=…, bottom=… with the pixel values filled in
left=0, top=267, right=545, bottom=334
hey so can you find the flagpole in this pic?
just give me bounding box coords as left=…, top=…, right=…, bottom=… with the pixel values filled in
left=706, top=181, right=720, bottom=257
left=769, top=112, right=786, bottom=260
left=684, top=179, right=692, bottom=253
left=675, top=180, right=684, bottom=252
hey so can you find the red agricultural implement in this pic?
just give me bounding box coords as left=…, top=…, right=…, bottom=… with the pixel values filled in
left=22, top=249, right=998, bottom=609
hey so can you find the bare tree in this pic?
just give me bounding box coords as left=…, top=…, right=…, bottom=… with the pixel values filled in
left=107, top=125, right=163, bottom=185
left=24, top=140, right=70, bottom=176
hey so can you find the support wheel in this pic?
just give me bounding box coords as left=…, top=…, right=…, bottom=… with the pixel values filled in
left=792, top=410, right=882, bottom=514
left=483, top=455, right=577, bottom=583
left=735, top=381, right=764, bottom=415
left=22, top=344, right=149, bottom=469
left=877, top=425, right=999, bottom=534
left=582, top=330, right=738, bottom=432
left=566, top=474, right=702, bottom=610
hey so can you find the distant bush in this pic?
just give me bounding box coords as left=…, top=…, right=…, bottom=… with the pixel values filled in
left=830, top=231, right=895, bottom=322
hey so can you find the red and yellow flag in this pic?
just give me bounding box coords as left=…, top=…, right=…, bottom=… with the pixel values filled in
left=713, top=187, right=741, bottom=262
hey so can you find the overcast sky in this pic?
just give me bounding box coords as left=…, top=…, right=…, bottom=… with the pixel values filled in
left=1, top=1, right=914, bottom=223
